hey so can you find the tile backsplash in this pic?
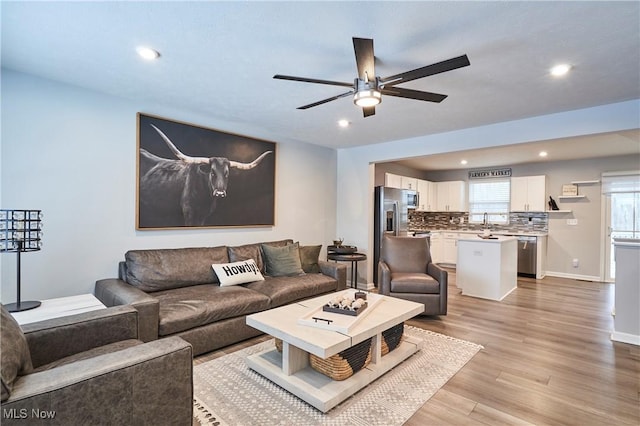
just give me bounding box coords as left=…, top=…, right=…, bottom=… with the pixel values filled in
left=408, top=210, right=548, bottom=233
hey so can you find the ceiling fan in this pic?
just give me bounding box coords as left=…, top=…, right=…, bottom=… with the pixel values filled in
left=274, top=37, right=470, bottom=118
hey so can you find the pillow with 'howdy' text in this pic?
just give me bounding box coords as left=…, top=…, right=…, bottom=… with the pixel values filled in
left=211, top=259, right=265, bottom=286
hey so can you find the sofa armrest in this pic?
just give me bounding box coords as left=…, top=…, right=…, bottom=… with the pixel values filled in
left=95, top=278, right=159, bottom=342
left=318, top=260, right=347, bottom=291
left=22, top=306, right=138, bottom=369
left=378, top=260, right=392, bottom=295
left=3, top=337, right=193, bottom=426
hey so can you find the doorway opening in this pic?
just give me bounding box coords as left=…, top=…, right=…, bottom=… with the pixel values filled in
left=603, top=172, right=640, bottom=281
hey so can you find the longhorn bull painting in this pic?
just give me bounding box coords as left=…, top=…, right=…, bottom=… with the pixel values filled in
left=137, top=114, right=276, bottom=229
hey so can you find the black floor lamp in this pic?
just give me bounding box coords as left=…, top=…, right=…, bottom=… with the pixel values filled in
left=1, top=209, right=43, bottom=312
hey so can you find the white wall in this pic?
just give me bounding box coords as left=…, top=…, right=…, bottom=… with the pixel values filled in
left=0, top=70, right=337, bottom=301
left=336, top=99, right=640, bottom=285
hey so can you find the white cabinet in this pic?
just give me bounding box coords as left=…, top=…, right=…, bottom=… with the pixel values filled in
left=510, top=175, right=546, bottom=211
left=442, top=232, right=459, bottom=264
left=401, top=176, right=418, bottom=190
left=416, top=179, right=436, bottom=211
left=385, top=173, right=418, bottom=190
left=457, top=236, right=518, bottom=301
left=429, top=233, right=442, bottom=264
left=436, top=181, right=466, bottom=212
left=385, top=173, right=403, bottom=189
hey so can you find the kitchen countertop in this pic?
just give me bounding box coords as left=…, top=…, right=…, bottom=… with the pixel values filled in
left=457, top=234, right=517, bottom=243
left=410, top=229, right=548, bottom=237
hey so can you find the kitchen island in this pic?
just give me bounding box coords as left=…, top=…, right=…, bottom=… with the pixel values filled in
left=456, top=235, right=518, bottom=301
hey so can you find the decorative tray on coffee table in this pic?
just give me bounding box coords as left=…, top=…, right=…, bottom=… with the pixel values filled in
left=298, top=291, right=383, bottom=334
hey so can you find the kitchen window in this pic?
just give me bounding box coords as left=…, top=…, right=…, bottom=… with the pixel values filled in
left=468, top=178, right=510, bottom=224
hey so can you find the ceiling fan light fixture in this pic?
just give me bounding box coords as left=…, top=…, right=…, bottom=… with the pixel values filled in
left=353, top=89, right=382, bottom=107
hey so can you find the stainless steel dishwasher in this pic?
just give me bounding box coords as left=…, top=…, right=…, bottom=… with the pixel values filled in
left=517, top=236, right=537, bottom=277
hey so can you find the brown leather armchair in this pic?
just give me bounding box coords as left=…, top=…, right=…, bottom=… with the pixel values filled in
left=378, top=235, right=448, bottom=315
left=1, top=304, right=193, bottom=425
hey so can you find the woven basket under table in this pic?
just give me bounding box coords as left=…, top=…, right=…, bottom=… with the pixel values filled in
left=310, top=337, right=373, bottom=381
left=381, top=322, right=404, bottom=356
left=272, top=322, right=404, bottom=380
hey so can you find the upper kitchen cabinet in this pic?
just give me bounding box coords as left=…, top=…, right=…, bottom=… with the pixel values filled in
left=510, top=175, right=546, bottom=211
left=384, top=172, right=419, bottom=190
left=436, top=181, right=467, bottom=212
left=416, top=179, right=436, bottom=211
left=385, top=173, right=403, bottom=188
left=401, top=176, right=418, bottom=190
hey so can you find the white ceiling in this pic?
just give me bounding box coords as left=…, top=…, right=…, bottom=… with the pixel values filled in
left=2, top=1, right=639, bottom=163
left=394, top=129, right=640, bottom=171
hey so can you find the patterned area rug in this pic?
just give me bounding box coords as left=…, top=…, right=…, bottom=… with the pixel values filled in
left=193, top=326, right=482, bottom=426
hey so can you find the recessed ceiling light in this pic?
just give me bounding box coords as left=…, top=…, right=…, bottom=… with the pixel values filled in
left=338, top=119, right=350, bottom=128
left=539, top=151, right=548, bottom=157
left=460, top=160, right=468, bottom=165
left=550, top=64, right=571, bottom=77
left=136, top=46, right=160, bottom=60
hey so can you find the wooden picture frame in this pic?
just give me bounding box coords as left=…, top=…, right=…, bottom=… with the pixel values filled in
left=136, top=113, right=276, bottom=229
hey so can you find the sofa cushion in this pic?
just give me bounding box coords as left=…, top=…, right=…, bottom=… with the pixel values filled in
left=1, top=305, right=33, bottom=402
left=245, top=274, right=338, bottom=308
left=228, top=239, right=292, bottom=274
left=299, top=244, right=322, bottom=273
left=125, top=246, right=229, bottom=292
left=227, top=243, right=264, bottom=273
left=262, top=243, right=304, bottom=277
left=152, top=285, right=271, bottom=336
left=390, top=273, right=441, bottom=294
left=212, top=259, right=265, bottom=286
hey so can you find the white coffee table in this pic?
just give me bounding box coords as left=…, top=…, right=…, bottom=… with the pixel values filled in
left=246, top=290, right=424, bottom=412
left=11, top=294, right=106, bottom=325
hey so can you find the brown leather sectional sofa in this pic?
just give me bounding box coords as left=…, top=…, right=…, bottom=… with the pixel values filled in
left=95, top=239, right=346, bottom=356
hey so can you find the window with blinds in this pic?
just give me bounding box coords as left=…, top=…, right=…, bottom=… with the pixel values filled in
left=468, top=178, right=510, bottom=224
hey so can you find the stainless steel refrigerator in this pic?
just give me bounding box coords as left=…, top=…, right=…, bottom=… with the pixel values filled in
left=373, top=186, right=410, bottom=285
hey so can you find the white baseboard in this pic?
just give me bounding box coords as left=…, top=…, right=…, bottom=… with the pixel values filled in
left=360, top=282, right=376, bottom=291
left=611, top=331, right=640, bottom=346
left=544, top=271, right=602, bottom=282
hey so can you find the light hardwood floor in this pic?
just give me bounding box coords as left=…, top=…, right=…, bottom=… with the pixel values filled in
left=195, top=273, right=640, bottom=425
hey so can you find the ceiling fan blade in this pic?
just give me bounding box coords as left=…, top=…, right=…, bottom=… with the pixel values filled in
left=381, top=54, right=470, bottom=87
left=274, top=74, right=353, bottom=88
left=297, top=91, right=354, bottom=110
left=362, top=106, right=376, bottom=117
left=353, top=37, right=375, bottom=81
left=381, top=87, right=448, bottom=103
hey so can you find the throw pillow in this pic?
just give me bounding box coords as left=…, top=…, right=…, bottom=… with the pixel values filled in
left=298, top=244, right=322, bottom=273
left=261, top=243, right=305, bottom=277
left=211, top=259, right=265, bottom=287
left=1, top=305, right=33, bottom=402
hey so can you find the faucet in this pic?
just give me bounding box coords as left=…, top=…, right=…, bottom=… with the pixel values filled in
left=483, top=212, right=488, bottom=228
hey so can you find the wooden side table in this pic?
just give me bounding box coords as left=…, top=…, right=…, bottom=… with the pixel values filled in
left=327, top=252, right=367, bottom=289
left=10, top=294, right=106, bottom=325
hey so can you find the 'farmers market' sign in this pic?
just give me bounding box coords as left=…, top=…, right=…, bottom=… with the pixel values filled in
left=469, top=168, right=512, bottom=179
